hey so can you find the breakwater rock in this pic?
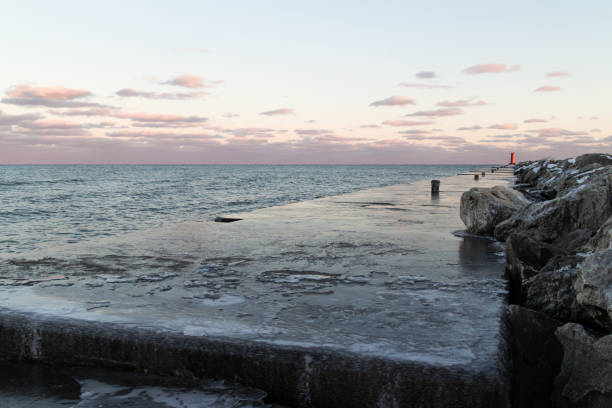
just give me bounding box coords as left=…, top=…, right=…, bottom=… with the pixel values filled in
left=460, top=153, right=612, bottom=407
left=460, top=186, right=530, bottom=235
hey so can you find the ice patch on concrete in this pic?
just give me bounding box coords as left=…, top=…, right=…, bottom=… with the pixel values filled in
left=75, top=378, right=269, bottom=408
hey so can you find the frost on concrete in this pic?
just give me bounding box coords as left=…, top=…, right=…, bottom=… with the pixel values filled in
left=0, top=173, right=516, bottom=407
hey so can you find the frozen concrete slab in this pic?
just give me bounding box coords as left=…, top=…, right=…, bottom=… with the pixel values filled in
left=0, top=172, right=514, bottom=407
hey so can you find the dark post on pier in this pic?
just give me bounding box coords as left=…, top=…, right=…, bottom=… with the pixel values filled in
left=431, top=179, right=440, bottom=195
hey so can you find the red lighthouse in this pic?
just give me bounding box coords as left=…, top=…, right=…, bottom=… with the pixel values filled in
left=510, top=152, right=516, bottom=165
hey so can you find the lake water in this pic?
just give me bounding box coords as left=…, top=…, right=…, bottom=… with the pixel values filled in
left=1, top=164, right=482, bottom=254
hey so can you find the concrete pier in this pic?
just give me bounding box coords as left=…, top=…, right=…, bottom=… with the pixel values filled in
left=0, top=173, right=515, bottom=407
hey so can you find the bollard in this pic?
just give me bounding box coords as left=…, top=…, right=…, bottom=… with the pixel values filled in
left=431, top=179, right=440, bottom=200
left=474, top=174, right=479, bottom=181
left=431, top=179, right=440, bottom=194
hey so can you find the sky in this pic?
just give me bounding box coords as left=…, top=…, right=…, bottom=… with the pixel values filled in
left=0, top=0, right=610, bottom=164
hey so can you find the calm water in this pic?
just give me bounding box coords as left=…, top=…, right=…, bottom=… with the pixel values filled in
left=0, top=165, right=482, bottom=254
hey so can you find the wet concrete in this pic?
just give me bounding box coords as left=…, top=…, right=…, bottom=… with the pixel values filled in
left=0, top=172, right=514, bottom=407
left=0, top=361, right=282, bottom=407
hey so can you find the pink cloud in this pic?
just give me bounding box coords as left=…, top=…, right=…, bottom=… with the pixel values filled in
left=259, top=108, right=295, bottom=116
left=2, top=84, right=109, bottom=108
left=535, top=85, right=561, bottom=92
left=11, top=127, right=90, bottom=137
left=382, top=120, right=434, bottom=127
left=399, top=83, right=452, bottom=89
left=428, top=135, right=466, bottom=143
left=19, top=120, right=83, bottom=129
left=7, top=84, right=91, bottom=100
left=463, top=64, right=520, bottom=74
left=107, top=130, right=219, bottom=140
left=50, top=108, right=114, bottom=117
left=115, top=88, right=207, bottom=100
left=0, top=109, right=43, bottom=126
left=401, top=134, right=467, bottom=145
left=437, top=99, right=487, bottom=107
left=481, top=133, right=523, bottom=142
left=369, top=96, right=415, bottom=107
left=488, top=123, right=518, bottom=130
left=546, top=71, right=571, bottom=77
left=219, top=128, right=279, bottom=137
left=107, top=112, right=209, bottom=128
left=298, top=135, right=367, bottom=146
left=523, top=118, right=548, bottom=123
left=405, top=108, right=463, bottom=117
left=527, top=128, right=588, bottom=138
left=114, top=112, right=208, bottom=123
left=398, top=129, right=431, bottom=135
left=162, top=74, right=208, bottom=88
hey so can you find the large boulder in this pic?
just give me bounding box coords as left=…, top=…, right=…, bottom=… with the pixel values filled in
left=460, top=185, right=529, bottom=235
left=523, top=264, right=581, bottom=322
left=505, top=231, right=565, bottom=302
left=575, top=153, right=612, bottom=169
left=494, top=169, right=612, bottom=243
left=574, top=250, right=612, bottom=332
left=554, top=323, right=612, bottom=407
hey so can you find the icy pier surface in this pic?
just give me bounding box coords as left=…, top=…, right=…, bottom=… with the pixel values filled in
left=0, top=173, right=513, bottom=407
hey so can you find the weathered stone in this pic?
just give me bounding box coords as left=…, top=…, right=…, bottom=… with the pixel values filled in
left=494, top=170, right=612, bottom=242
left=554, top=323, right=612, bottom=407
left=505, top=231, right=565, bottom=302
left=574, top=250, right=612, bottom=333
left=553, top=229, right=593, bottom=253
left=559, top=165, right=612, bottom=195
left=508, top=305, right=563, bottom=408
left=460, top=185, right=529, bottom=235
left=513, top=154, right=612, bottom=201
left=575, top=153, right=612, bottom=169
left=590, top=215, right=612, bottom=250
left=540, top=254, right=583, bottom=274
left=523, top=265, right=580, bottom=322
left=514, top=160, right=550, bottom=186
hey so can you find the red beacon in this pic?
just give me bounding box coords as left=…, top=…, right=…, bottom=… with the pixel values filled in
left=510, top=152, right=516, bottom=165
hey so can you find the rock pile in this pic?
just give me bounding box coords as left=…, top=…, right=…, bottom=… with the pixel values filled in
left=460, top=153, right=612, bottom=407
